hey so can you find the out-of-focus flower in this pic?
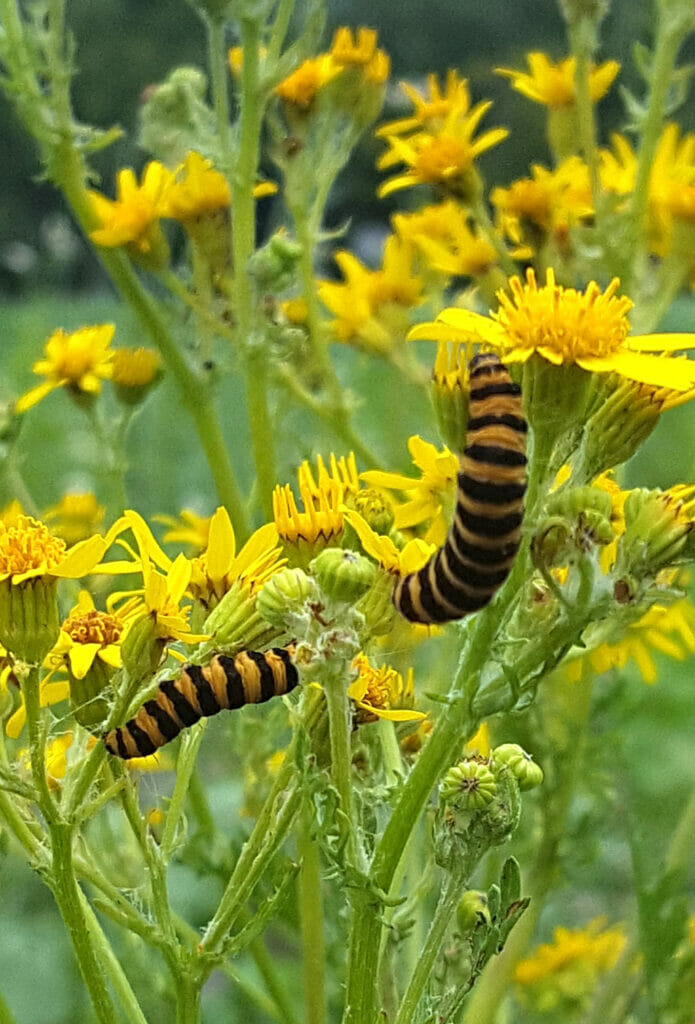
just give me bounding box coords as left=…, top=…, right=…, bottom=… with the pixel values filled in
left=15, top=324, right=115, bottom=413
left=394, top=200, right=497, bottom=277
left=275, top=55, right=342, bottom=109
left=43, top=493, right=106, bottom=546
left=89, top=162, right=173, bottom=260
left=377, top=71, right=474, bottom=138
left=111, top=347, right=162, bottom=404
left=155, top=509, right=213, bottom=553
left=496, top=53, right=619, bottom=107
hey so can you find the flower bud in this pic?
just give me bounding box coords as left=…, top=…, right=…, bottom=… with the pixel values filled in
left=355, top=570, right=397, bottom=637
left=491, top=743, right=544, bottom=791
left=248, top=232, right=302, bottom=292
left=0, top=578, right=60, bottom=664
left=456, top=890, right=491, bottom=934
left=532, top=485, right=614, bottom=568
left=617, top=486, right=695, bottom=578
left=440, top=759, right=497, bottom=809
left=256, top=568, right=318, bottom=629
left=347, top=489, right=394, bottom=536
left=120, top=615, right=165, bottom=681
left=139, top=67, right=216, bottom=167
left=69, top=657, right=114, bottom=729
left=310, top=548, right=376, bottom=604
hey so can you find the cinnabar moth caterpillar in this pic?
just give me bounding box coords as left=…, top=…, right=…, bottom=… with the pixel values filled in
left=393, top=352, right=527, bottom=624
left=103, top=647, right=299, bottom=759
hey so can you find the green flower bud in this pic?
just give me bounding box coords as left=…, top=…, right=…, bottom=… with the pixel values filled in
left=492, top=744, right=544, bottom=791
left=248, top=232, right=302, bottom=292
left=256, top=568, right=318, bottom=629
left=456, top=890, right=491, bottom=934
left=617, top=487, right=695, bottom=578
left=440, top=759, right=497, bottom=809
left=354, top=570, right=397, bottom=637
left=0, top=578, right=60, bottom=664
left=310, top=548, right=376, bottom=604
left=120, top=615, right=165, bottom=681
left=139, top=67, right=217, bottom=167
left=533, top=485, right=614, bottom=568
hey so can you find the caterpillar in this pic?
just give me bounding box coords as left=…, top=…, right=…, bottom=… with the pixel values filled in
left=393, top=352, right=527, bottom=624
left=104, top=647, right=299, bottom=759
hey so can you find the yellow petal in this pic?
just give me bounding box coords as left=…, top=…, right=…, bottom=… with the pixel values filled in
left=207, top=507, right=236, bottom=582
left=68, top=643, right=100, bottom=680
left=168, top=553, right=192, bottom=604
left=577, top=351, right=695, bottom=390
left=54, top=535, right=108, bottom=578
left=626, top=333, right=695, bottom=352
left=15, top=380, right=63, bottom=414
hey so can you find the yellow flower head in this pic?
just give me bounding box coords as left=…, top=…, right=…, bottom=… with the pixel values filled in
left=111, top=347, right=162, bottom=390
left=394, top=200, right=497, bottom=277
left=343, top=507, right=434, bottom=576
left=491, top=157, right=593, bottom=249
left=155, top=508, right=212, bottom=553
left=15, top=324, right=115, bottom=413
left=496, top=53, right=619, bottom=108
left=377, top=71, right=474, bottom=139
left=43, top=492, right=105, bottom=546
left=319, top=236, right=423, bottom=354
left=275, top=54, right=342, bottom=109
left=163, top=151, right=230, bottom=221
left=362, top=436, right=459, bottom=547
left=0, top=514, right=109, bottom=586
left=410, top=268, right=695, bottom=392
left=328, top=27, right=390, bottom=83
left=567, top=595, right=695, bottom=686
left=188, top=507, right=284, bottom=608
left=432, top=339, right=473, bottom=395
left=273, top=476, right=344, bottom=556
left=46, top=589, right=135, bottom=683
left=89, top=162, right=173, bottom=254
left=377, top=95, right=508, bottom=199
left=348, top=652, right=426, bottom=723
left=297, top=452, right=360, bottom=502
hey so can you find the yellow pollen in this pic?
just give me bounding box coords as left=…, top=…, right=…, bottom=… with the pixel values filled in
left=0, top=516, right=67, bottom=575
left=495, top=269, right=633, bottom=361
left=64, top=609, right=123, bottom=647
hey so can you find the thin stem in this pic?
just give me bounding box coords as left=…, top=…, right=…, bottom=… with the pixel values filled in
left=567, top=20, right=600, bottom=213
left=666, top=782, right=695, bottom=874
left=207, top=16, right=234, bottom=179
left=161, top=722, right=207, bottom=862
left=324, top=669, right=363, bottom=869
left=0, top=789, right=45, bottom=861
left=267, top=0, right=296, bottom=62
left=248, top=932, right=302, bottom=1024
left=378, top=718, right=403, bottom=788
left=23, top=666, right=57, bottom=822
left=298, top=801, right=326, bottom=1024
left=394, top=867, right=466, bottom=1024
left=79, top=891, right=150, bottom=1024
left=245, top=348, right=277, bottom=520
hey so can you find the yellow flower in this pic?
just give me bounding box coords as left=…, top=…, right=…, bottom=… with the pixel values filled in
left=343, top=508, right=434, bottom=576
left=348, top=652, right=426, bottom=723
left=111, top=347, right=162, bottom=389
left=410, top=268, right=695, bottom=392
left=162, top=151, right=277, bottom=222
left=0, top=514, right=111, bottom=587
left=89, top=162, right=173, bottom=254
left=377, top=71, right=474, bottom=138
left=297, top=452, right=360, bottom=502
left=0, top=500, right=24, bottom=527
left=328, top=27, right=390, bottom=83
left=155, top=509, right=213, bottom=553
left=515, top=917, right=626, bottom=1015
left=46, top=590, right=135, bottom=682
left=566, top=597, right=695, bottom=685
left=15, top=324, right=115, bottom=413
left=187, top=507, right=284, bottom=609
left=377, top=95, right=508, bottom=199
left=275, top=54, right=342, bottom=109
left=45, top=732, right=73, bottom=788
left=319, top=236, right=423, bottom=354
left=43, top=492, right=106, bottom=546
left=491, top=157, right=593, bottom=248
left=6, top=675, right=71, bottom=740
left=273, top=477, right=344, bottom=555
left=362, top=436, right=459, bottom=546
left=496, top=53, right=619, bottom=107
left=394, top=200, right=497, bottom=277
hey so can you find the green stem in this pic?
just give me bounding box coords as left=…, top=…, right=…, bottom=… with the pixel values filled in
left=463, top=669, right=594, bottom=1024
left=245, top=348, right=277, bottom=520
left=161, top=722, right=207, bottom=862
left=567, top=19, right=600, bottom=214
left=175, top=962, right=201, bottom=1024
left=267, top=0, right=296, bottom=62
left=248, top=932, right=302, bottom=1024
left=394, top=866, right=467, bottom=1024
left=378, top=718, right=403, bottom=788
left=298, top=801, right=327, bottom=1024
left=79, top=891, right=150, bottom=1024
left=323, top=667, right=363, bottom=870
left=50, top=822, right=120, bottom=1024
left=23, top=666, right=58, bottom=822
left=666, top=781, right=695, bottom=874
left=0, top=789, right=45, bottom=861
left=207, top=15, right=234, bottom=179
left=627, top=13, right=687, bottom=288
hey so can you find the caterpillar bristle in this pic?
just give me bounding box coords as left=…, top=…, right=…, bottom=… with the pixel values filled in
left=393, top=353, right=527, bottom=624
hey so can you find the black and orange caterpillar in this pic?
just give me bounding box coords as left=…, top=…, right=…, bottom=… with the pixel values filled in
left=104, top=647, right=298, bottom=759
left=393, top=352, right=527, bottom=624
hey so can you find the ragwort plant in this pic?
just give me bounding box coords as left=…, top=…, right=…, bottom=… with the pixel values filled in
left=0, top=0, right=695, bottom=1021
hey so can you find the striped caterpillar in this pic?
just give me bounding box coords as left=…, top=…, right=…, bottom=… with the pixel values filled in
left=393, top=352, right=527, bottom=624
left=104, top=647, right=299, bottom=759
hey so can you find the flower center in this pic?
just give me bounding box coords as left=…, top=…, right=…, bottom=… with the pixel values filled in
left=64, top=609, right=123, bottom=647
left=415, top=136, right=471, bottom=181
left=494, top=269, right=633, bottom=361
left=0, top=516, right=67, bottom=575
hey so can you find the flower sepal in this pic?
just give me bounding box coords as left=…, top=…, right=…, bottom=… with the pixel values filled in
left=69, top=656, right=116, bottom=729
left=0, top=577, right=61, bottom=664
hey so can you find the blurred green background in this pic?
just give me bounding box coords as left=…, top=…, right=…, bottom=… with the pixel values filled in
left=1, top=1, right=694, bottom=1022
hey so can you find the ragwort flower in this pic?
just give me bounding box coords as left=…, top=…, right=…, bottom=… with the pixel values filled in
left=15, top=324, right=115, bottom=413
left=342, top=507, right=434, bottom=577
left=362, top=436, right=459, bottom=547
left=43, top=492, right=106, bottom=546
left=496, top=53, right=619, bottom=107
left=377, top=71, right=474, bottom=138
left=89, top=162, right=173, bottom=262
left=348, top=652, right=426, bottom=723
left=410, top=268, right=695, bottom=392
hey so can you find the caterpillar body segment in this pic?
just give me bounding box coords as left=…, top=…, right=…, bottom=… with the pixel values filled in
left=393, top=353, right=527, bottom=624
left=104, top=646, right=299, bottom=759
